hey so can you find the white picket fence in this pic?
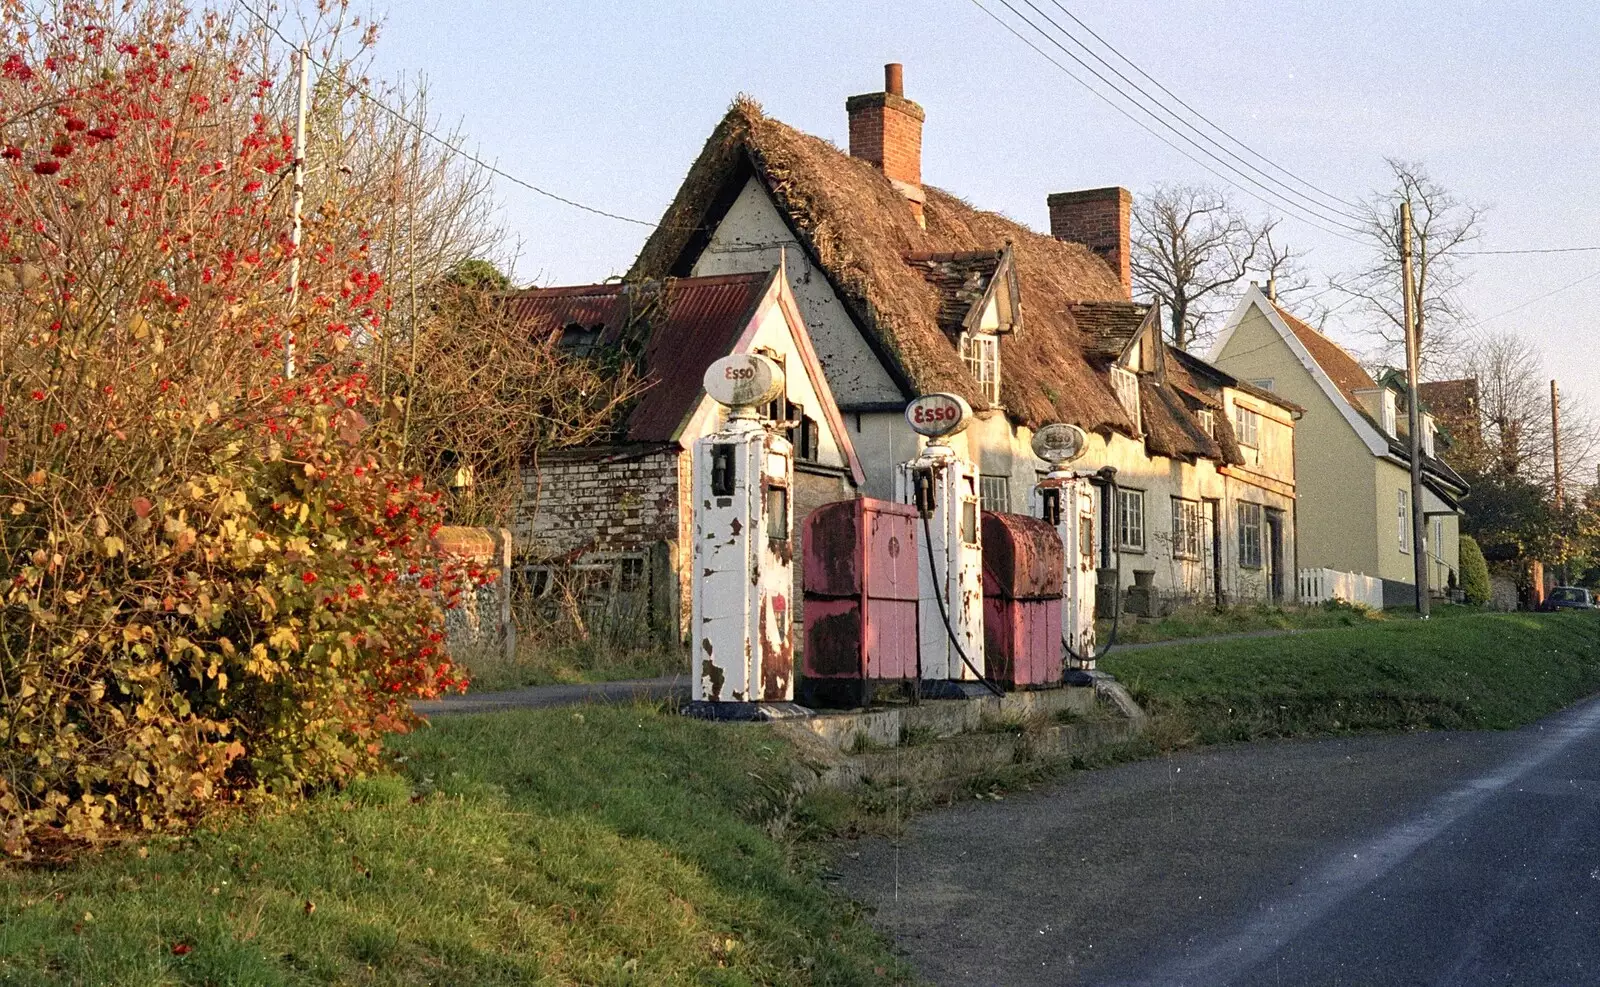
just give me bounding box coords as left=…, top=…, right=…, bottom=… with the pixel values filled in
left=1298, top=567, right=1384, bottom=609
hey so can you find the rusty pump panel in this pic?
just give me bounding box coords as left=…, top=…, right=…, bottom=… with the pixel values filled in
left=686, top=354, right=805, bottom=719
left=895, top=394, right=989, bottom=698
left=981, top=511, right=1065, bottom=689
left=798, top=497, right=921, bottom=708
left=1030, top=424, right=1099, bottom=669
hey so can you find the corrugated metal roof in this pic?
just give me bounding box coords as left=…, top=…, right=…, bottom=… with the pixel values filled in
left=505, top=271, right=775, bottom=442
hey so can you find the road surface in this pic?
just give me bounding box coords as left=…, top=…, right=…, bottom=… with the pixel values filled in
left=834, top=696, right=1600, bottom=986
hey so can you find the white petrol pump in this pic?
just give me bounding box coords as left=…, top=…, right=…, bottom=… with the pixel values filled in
left=894, top=393, right=990, bottom=698
left=1031, top=423, right=1100, bottom=670
left=688, top=353, right=802, bottom=718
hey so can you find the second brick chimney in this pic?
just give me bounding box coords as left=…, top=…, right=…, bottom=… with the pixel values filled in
left=847, top=63, right=926, bottom=226
left=1048, top=187, right=1132, bottom=300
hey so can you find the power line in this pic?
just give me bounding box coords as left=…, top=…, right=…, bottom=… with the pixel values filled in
left=979, top=0, right=1369, bottom=240
left=1022, top=0, right=1369, bottom=226
left=236, top=0, right=660, bottom=229
left=1458, top=245, right=1600, bottom=256
left=1044, top=0, right=1363, bottom=215
left=1470, top=267, right=1600, bottom=326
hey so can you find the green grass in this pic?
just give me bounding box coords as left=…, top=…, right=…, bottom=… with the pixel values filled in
left=0, top=704, right=907, bottom=986
left=1103, top=609, right=1600, bottom=743
left=1098, top=600, right=1389, bottom=645
left=461, top=638, right=684, bottom=693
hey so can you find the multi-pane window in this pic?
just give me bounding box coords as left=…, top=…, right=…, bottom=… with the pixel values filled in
left=1398, top=489, right=1410, bottom=554
left=1111, top=366, right=1141, bottom=427
left=962, top=333, right=1000, bottom=403
left=1117, top=488, right=1146, bottom=551
left=1237, top=502, right=1263, bottom=568
left=980, top=474, right=1010, bottom=514
left=1234, top=406, right=1260, bottom=447
left=1171, top=498, right=1204, bottom=560
left=1196, top=408, right=1215, bottom=438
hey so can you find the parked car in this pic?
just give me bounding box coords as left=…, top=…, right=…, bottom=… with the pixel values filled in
left=1539, top=586, right=1596, bottom=612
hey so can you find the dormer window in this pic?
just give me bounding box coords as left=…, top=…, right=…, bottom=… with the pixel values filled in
left=962, top=332, right=1000, bottom=403
left=1196, top=409, right=1215, bottom=438
left=1422, top=413, right=1436, bottom=458
left=1111, top=366, right=1140, bottom=428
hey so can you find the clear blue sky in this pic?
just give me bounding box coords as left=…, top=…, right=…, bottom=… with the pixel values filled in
left=367, top=0, right=1600, bottom=428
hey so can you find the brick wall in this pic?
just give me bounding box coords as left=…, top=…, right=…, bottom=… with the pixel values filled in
left=1048, top=187, right=1132, bottom=299
left=515, top=449, right=683, bottom=560
left=846, top=92, right=925, bottom=189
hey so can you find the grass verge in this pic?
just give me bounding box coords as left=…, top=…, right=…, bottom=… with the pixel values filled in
left=0, top=704, right=907, bottom=986
left=1098, top=600, right=1393, bottom=645
left=1103, top=610, right=1600, bottom=744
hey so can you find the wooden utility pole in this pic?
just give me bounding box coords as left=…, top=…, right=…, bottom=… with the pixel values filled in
left=1401, top=202, right=1430, bottom=617
left=285, top=44, right=310, bottom=378
left=1551, top=379, right=1563, bottom=510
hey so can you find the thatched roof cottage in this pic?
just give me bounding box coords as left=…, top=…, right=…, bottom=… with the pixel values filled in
left=627, top=65, right=1303, bottom=608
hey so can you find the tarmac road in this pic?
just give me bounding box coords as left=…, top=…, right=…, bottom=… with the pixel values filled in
left=833, top=696, right=1600, bottom=986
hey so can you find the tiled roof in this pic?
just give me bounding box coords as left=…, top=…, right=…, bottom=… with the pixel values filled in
left=1273, top=303, right=1376, bottom=406
left=904, top=249, right=1004, bottom=338
left=1070, top=301, right=1150, bottom=360
left=504, top=272, right=773, bottom=443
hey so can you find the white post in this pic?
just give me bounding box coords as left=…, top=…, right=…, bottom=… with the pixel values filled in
left=285, top=44, right=309, bottom=378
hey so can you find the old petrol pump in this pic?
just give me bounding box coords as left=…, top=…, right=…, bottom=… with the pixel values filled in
left=895, top=393, right=993, bottom=698
left=1030, top=423, right=1099, bottom=670
left=687, top=353, right=802, bottom=718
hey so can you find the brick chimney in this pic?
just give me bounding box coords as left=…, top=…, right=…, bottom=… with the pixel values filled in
left=1048, top=187, right=1132, bottom=300
left=847, top=63, right=927, bottom=227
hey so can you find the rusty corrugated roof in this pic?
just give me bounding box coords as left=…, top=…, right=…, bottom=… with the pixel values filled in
left=505, top=272, right=774, bottom=442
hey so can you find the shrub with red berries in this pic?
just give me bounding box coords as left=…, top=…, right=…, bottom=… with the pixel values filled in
left=0, top=0, right=491, bottom=855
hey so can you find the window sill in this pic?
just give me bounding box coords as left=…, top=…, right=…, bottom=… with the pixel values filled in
left=1118, top=544, right=1147, bottom=555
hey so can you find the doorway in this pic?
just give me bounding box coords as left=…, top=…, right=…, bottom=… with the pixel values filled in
left=1265, top=509, right=1286, bottom=603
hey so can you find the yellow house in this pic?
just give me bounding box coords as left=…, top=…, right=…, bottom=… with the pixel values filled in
left=1211, top=284, right=1468, bottom=605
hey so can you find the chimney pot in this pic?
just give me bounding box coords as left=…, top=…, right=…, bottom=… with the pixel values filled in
left=885, top=62, right=904, bottom=96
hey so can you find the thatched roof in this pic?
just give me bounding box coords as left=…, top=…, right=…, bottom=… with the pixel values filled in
left=631, top=98, right=1261, bottom=459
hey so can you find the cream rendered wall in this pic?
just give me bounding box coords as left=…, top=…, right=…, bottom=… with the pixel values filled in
left=1214, top=304, right=1381, bottom=578
left=689, top=176, right=903, bottom=406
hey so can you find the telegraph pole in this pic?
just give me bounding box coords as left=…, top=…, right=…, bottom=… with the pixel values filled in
left=285, top=44, right=310, bottom=378
left=1401, top=201, right=1430, bottom=617
left=1551, top=379, right=1563, bottom=510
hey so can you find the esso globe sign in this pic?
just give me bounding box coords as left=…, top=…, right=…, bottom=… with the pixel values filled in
left=905, top=393, right=971, bottom=438
left=1031, top=422, right=1089, bottom=465
left=704, top=353, right=785, bottom=408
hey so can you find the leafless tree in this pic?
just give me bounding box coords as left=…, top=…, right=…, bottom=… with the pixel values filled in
left=1331, top=159, right=1484, bottom=375
left=1131, top=184, right=1300, bottom=351
left=1457, top=331, right=1599, bottom=497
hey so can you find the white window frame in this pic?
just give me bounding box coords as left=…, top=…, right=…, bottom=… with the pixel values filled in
left=961, top=332, right=1000, bottom=403
left=1398, top=488, right=1410, bottom=554
left=1234, top=405, right=1260, bottom=448
left=979, top=474, right=1010, bottom=514
left=1432, top=516, right=1443, bottom=561
left=1117, top=487, right=1146, bottom=552
left=1237, top=502, right=1263, bottom=569
left=1196, top=408, right=1215, bottom=438
left=1111, top=366, right=1141, bottom=428
left=1171, top=497, right=1204, bottom=560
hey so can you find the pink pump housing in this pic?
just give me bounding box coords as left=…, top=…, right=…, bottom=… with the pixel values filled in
left=800, top=498, right=920, bottom=706
left=981, top=511, right=1065, bottom=689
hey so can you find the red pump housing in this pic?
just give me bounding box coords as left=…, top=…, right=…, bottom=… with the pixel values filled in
left=981, top=511, right=1065, bottom=689
left=799, top=498, right=920, bottom=707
